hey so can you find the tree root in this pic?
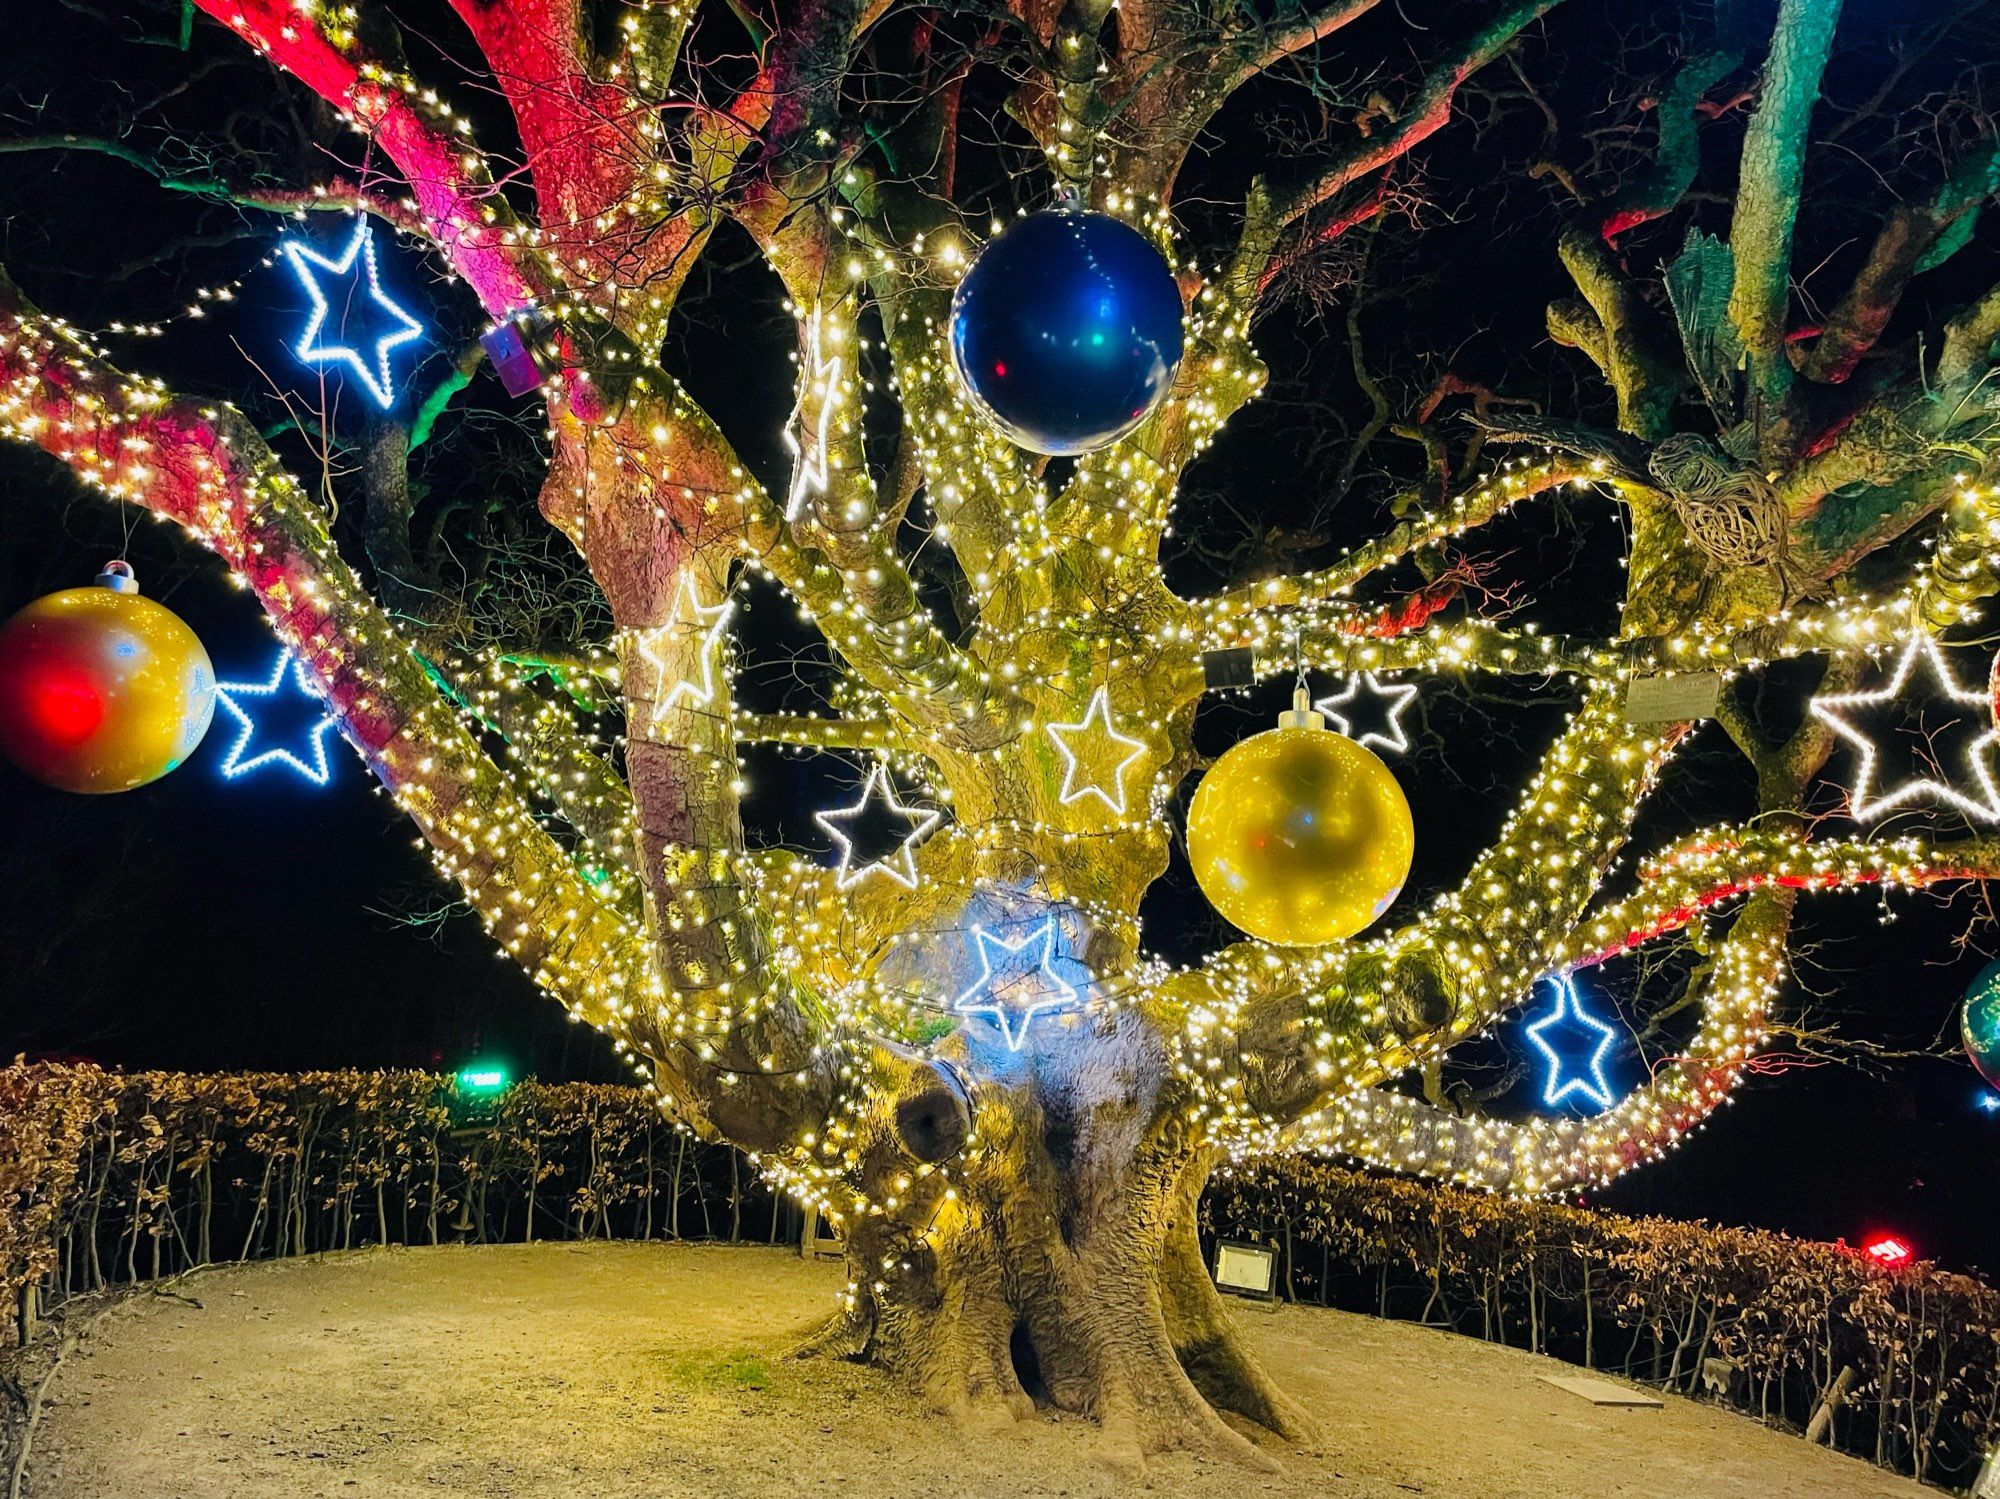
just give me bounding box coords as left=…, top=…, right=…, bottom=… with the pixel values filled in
left=790, top=1300, right=872, bottom=1361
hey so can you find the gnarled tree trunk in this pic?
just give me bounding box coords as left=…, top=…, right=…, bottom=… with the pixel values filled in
left=810, top=1009, right=1313, bottom=1468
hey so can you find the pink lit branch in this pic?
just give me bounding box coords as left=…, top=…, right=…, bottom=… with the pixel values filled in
left=0, top=290, right=642, bottom=1028
left=190, top=0, right=549, bottom=315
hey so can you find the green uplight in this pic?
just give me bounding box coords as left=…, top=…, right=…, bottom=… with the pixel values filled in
left=457, top=1065, right=510, bottom=1093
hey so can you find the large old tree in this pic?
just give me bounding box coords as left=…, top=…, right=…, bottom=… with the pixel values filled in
left=4, top=0, right=2000, bottom=1468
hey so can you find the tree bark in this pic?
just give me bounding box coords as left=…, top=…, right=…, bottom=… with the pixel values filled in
left=800, top=1013, right=1314, bottom=1469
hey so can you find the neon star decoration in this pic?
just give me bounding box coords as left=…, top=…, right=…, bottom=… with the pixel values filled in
left=782, top=308, right=844, bottom=522
left=1315, top=672, right=1419, bottom=754
left=814, top=763, right=942, bottom=890
left=629, top=574, right=734, bottom=738
left=1808, top=632, right=2000, bottom=823
left=281, top=218, right=424, bottom=408
left=213, top=649, right=339, bottom=785
left=1046, top=686, right=1146, bottom=814
left=1525, top=972, right=1619, bottom=1111
left=953, top=916, right=1082, bottom=1049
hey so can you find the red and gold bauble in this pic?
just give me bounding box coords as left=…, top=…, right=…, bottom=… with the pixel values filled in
left=0, top=563, right=215, bottom=793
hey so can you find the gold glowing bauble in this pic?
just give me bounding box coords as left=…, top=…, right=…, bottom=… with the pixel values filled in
left=0, top=567, right=215, bottom=794
left=1187, top=721, right=1414, bottom=945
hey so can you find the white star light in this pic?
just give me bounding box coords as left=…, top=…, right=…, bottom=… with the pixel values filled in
left=814, top=763, right=942, bottom=890
left=1045, top=686, right=1146, bottom=813
left=214, top=649, right=339, bottom=785
left=630, top=574, right=734, bottom=739
left=1525, top=972, right=1618, bottom=1111
left=782, top=308, right=843, bottom=522
left=952, top=916, right=1081, bottom=1049
left=282, top=218, right=424, bottom=408
left=1808, top=632, right=2000, bottom=823
left=1315, top=672, right=1419, bottom=754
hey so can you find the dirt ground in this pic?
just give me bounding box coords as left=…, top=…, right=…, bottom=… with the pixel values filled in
left=24, top=1241, right=1927, bottom=1499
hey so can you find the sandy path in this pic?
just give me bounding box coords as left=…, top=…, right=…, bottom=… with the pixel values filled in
left=25, top=1241, right=1925, bottom=1498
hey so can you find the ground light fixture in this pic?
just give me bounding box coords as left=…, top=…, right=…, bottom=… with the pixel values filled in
left=1973, top=1446, right=2000, bottom=1499
left=1211, top=1240, right=1278, bottom=1301
left=1862, top=1234, right=1913, bottom=1268
left=456, top=1064, right=510, bottom=1093
left=450, top=1062, right=512, bottom=1127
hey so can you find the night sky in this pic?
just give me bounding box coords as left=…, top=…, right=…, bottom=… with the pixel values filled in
left=3, top=0, right=1998, bottom=1272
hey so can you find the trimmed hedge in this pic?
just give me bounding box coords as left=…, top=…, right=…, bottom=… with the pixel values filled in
left=4, top=1064, right=1995, bottom=1487
left=1205, top=1157, right=2000, bottom=1487
left=0, top=1063, right=784, bottom=1344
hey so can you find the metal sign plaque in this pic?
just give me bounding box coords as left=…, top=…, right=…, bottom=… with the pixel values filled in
left=1623, top=671, right=1723, bottom=723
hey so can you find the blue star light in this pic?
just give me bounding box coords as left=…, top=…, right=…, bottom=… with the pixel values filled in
left=282, top=219, right=424, bottom=408
left=213, top=650, right=339, bottom=785
left=1525, top=971, right=1620, bottom=1111
left=953, top=916, right=1081, bottom=1050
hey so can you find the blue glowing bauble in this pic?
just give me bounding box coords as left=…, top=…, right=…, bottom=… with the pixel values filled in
left=948, top=209, right=1184, bottom=456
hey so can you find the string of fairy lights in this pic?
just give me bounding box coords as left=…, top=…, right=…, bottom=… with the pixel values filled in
left=3, top=0, right=2000, bottom=1248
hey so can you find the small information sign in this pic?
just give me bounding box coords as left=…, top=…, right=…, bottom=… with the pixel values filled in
left=1623, top=671, right=1722, bottom=723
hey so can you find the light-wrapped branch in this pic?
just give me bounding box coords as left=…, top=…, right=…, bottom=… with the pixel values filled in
left=190, top=0, right=551, bottom=317
left=0, top=293, right=637, bottom=1027
left=1194, top=459, right=1605, bottom=619
left=0, top=287, right=839, bottom=1153
left=431, top=650, right=643, bottom=903
left=1323, top=827, right=2000, bottom=1192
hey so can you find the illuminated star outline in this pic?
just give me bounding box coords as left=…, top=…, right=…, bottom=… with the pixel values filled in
left=953, top=916, right=1081, bottom=1050
left=814, top=763, right=942, bottom=891
left=1315, top=672, right=1420, bottom=754
left=1046, top=686, right=1146, bottom=814
left=1808, top=632, right=2000, bottom=823
left=281, top=218, right=424, bottom=409
left=630, top=574, right=734, bottom=738
left=1525, top=972, right=1619, bottom=1111
left=782, top=307, right=844, bottom=522
left=214, top=649, right=339, bottom=786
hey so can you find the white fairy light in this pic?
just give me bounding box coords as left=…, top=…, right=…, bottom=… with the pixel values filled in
left=813, top=763, right=942, bottom=890
left=952, top=916, right=1081, bottom=1049
left=1045, top=685, right=1145, bottom=813
left=1809, top=632, right=2000, bottom=823
left=1315, top=672, right=1419, bottom=754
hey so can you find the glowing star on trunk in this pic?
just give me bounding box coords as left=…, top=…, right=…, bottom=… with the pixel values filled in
left=782, top=308, right=843, bottom=522
left=629, top=574, right=734, bottom=738
left=814, top=763, right=942, bottom=890
left=1526, top=971, right=1619, bottom=1111
left=1045, top=685, right=1146, bottom=814
left=281, top=218, right=424, bottom=408
left=1315, top=672, right=1419, bottom=754
left=1809, top=632, right=2000, bottom=823
left=213, top=649, right=338, bottom=785
left=952, top=916, right=1080, bottom=1049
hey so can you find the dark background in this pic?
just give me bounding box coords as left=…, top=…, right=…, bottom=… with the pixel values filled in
left=2, top=0, right=1997, bottom=1269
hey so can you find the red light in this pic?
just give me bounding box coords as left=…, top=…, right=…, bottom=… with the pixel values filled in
left=992, top=361, right=1007, bottom=378
left=29, top=666, right=105, bottom=745
left=1863, top=1234, right=1912, bottom=1267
